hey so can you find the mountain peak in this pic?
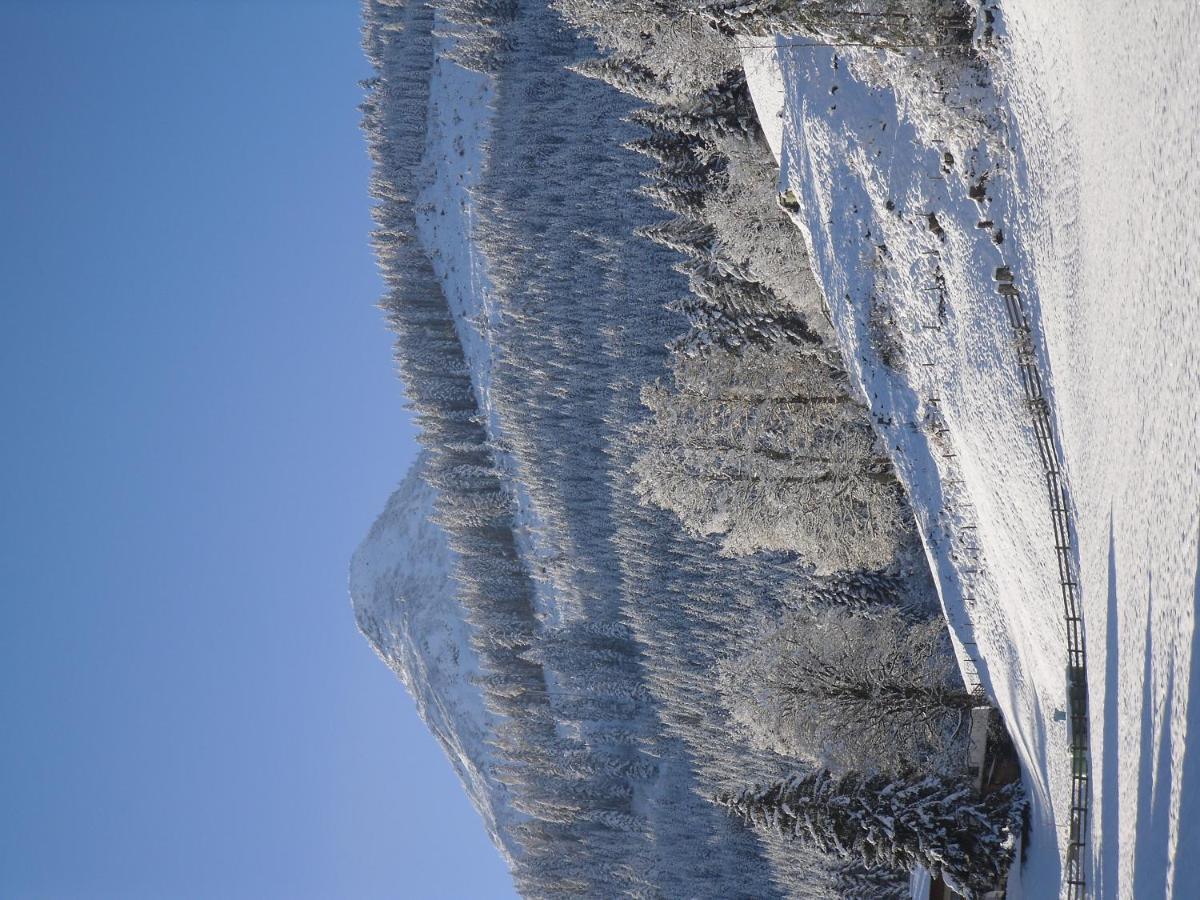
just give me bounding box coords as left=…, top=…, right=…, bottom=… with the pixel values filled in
left=349, top=453, right=521, bottom=869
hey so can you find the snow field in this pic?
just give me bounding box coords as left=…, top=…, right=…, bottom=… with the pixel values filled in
left=1001, top=3, right=1200, bottom=896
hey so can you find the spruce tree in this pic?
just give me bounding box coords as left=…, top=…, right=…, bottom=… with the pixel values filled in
left=717, top=770, right=1025, bottom=897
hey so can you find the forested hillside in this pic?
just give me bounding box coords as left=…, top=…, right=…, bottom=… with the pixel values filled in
left=355, top=1, right=1021, bottom=896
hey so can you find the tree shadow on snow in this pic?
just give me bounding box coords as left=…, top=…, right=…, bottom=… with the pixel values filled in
left=1170, top=535, right=1200, bottom=896
left=1126, top=530, right=1200, bottom=897
left=1132, top=569, right=1173, bottom=898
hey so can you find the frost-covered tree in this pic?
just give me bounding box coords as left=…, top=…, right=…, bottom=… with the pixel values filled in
left=717, top=769, right=1025, bottom=898
left=833, top=864, right=909, bottom=900
left=632, top=346, right=908, bottom=570
left=701, top=135, right=829, bottom=328
left=719, top=605, right=970, bottom=773
left=441, top=0, right=519, bottom=72
left=629, top=67, right=759, bottom=142
left=555, top=0, right=739, bottom=90
left=569, top=54, right=672, bottom=103
left=678, top=0, right=976, bottom=49
left=665, top=273, right=822, bottom=354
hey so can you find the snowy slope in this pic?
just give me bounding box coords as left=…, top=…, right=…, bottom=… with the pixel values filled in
left=742, top=27, right=1071, bottom=898
left=350, top=454, right=521, bottom=866
left=745, top=6, right=1199, bottom=896
left=413, top=11, right=562, bottom=624
left=414, top=21, right=497, bottom=414
left=1000, top=5, right=1200, bottom=897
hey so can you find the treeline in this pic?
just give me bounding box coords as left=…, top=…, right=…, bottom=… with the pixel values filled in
left=359, top=0, right=985, bottom=897
left=633, top=0, right=976, bottom=48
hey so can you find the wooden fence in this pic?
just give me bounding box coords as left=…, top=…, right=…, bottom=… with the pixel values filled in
left=996, top=268, right=1090, bottom=900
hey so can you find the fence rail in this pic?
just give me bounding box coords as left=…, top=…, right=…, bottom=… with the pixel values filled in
left=996, top=270, right=1090, bottom=900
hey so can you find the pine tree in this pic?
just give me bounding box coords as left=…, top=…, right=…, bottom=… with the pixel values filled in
left=570, top=55, right=671, bottom=103
left=717, top=769, right=1025, bottom=897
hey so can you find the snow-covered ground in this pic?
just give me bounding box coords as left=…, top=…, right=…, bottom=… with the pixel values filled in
left=1001, top=5, right=1200, bottom=896
left=745, top=5, right=1198, bottom=895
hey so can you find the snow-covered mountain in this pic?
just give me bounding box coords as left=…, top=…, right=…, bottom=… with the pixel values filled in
left=353, top=1, right=998, bottom=897
left=349, top=454, right=521, bottom=865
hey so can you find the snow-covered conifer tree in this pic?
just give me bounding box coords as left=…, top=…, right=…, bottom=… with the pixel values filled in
left=717, top=769, right=1024, bottom=897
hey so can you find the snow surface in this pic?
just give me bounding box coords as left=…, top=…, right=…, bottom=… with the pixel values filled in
left=745, top=6, right=1199, bottom=897
left=414, top=24, right=497, bottom=416
left=1000, top=5, right=1200, bottom=896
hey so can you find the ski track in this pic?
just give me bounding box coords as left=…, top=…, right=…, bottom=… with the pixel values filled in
left=747, top=4, right=1198, bottom=895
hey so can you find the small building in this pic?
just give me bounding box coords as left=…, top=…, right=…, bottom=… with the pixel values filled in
left=966, top=705, right=993, bottom=793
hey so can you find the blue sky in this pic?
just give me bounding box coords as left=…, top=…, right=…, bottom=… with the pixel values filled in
left=0, top=2, right=516, bottom=897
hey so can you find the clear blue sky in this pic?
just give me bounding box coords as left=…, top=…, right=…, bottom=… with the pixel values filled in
left=0, top=2, right=517, bottom=897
